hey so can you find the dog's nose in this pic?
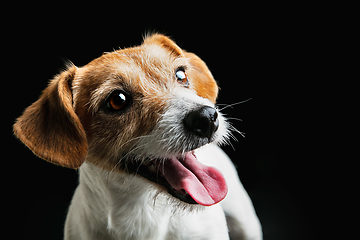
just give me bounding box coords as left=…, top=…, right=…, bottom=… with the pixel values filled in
left=183, top=106, right=219, bottom=141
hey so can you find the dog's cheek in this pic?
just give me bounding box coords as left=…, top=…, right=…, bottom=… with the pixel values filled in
left=135, top=96, right=168, bottom=135
left=85, top=102, right=163, bottom=166
left=85, top=113, right=132, bottom=164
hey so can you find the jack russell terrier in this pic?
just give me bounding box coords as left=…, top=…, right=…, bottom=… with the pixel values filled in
left=14, top=34, right=262, bottom=240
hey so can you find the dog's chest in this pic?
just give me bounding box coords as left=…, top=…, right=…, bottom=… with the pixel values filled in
left=106, top=194, right=228, bottom=240
left=104, top=177, right=167, bottom=237
left=107, top=191, right=180, bottom=239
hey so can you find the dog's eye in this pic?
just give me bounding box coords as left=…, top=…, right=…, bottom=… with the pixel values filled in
left=106, top=91, right=129, bottom=111
left=175, top=69, right=189, bottom=87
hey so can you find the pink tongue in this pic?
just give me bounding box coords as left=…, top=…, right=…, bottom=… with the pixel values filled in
left=158, top=152, right=228, bottom=206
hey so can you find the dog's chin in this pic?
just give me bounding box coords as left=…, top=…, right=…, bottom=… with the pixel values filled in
left=123, top=153, right=199, bottom=205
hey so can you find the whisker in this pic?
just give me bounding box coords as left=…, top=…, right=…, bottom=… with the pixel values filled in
left=218, top=98, right=252, bottom=111
left=227, top=117, right=243, bottom=122
left=230, top=124, right=246, bottom=138
left=226, top=119, right=246, bottom=140
left=227, top=139, right=236, bottom=151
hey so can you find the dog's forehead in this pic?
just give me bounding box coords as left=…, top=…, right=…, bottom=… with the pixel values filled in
left=75, top=43, right=188, bottom=113
left=86, top=43, right=187, bottom=84
left=115, top=44, right=187, bottom=77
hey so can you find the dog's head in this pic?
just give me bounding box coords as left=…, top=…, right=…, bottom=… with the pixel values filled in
left=14, top=34, right=230, bottom=206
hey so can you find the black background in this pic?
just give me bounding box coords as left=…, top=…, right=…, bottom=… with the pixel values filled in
left=4, top=6, right=324, bottom=240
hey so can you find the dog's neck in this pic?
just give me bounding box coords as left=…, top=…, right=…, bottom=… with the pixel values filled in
left=76, top=161, right=204, bottom=239
left=79, top=161, right=162, bottom=210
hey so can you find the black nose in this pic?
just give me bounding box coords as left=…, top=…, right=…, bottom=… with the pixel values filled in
left=183, top=106, right=219, bottom=141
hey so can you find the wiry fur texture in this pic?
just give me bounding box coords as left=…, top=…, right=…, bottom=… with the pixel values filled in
left=13, top=34, right=262, bottom=239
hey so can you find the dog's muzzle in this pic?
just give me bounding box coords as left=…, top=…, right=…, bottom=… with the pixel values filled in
left=121, top=106, right=228, bottom=206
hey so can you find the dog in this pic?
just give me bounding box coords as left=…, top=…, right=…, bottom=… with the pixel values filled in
left=13, top=34, right=262, bottom=240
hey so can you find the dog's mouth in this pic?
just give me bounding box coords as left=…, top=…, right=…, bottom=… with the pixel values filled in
left=124, top=151, right=228, bottom=206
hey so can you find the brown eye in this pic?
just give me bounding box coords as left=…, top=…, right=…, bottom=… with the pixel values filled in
left=106, top=91, right=129, bottom=111
left=175, top=69, right=189, bottom=87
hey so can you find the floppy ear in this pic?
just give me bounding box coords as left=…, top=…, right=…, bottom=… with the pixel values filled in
left=13, top=66, right=87, bottom=169
left=184, top=51, right=219, bottom=103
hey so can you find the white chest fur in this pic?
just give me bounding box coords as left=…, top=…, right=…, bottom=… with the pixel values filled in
left=65, top=160, right=229, bottom=240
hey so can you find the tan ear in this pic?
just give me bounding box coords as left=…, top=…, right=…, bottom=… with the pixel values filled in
left=143, top=34, right=219, bottom=103
left=184, top=51, right=219, bottom=103
left=13, top=66, right=87, bottom=169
